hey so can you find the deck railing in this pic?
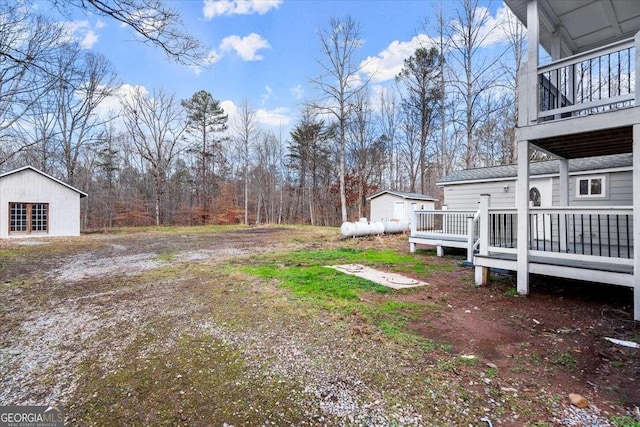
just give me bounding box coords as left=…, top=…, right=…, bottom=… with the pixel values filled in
left=536, top=37, right=635, bottom=121
left=411, top=209, right=476, bottom=237
left=477, top=200, right=634, bottom=264
left=528, top=207, right=633, bottom=260
left=411, top=209, right=479, bottom=261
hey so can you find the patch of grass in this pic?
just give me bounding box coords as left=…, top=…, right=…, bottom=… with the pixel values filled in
left=436, top=358, right=458, bottom=372
left=458, top=355, right=478, bottom=366
left=504, top=287, right=518, bottom=296
left=240, top=248, right=449, bottom=350
left=242, top=264, right=389, bottom=300
left=71, top=331, right=313, bottom=426
left=155, top=252, right=177, bottom=261
left=485, top=367, right=498, bottom=378
left=552, top=350, right=577, bottom=368
left=611, top=416, right=640, bottom=427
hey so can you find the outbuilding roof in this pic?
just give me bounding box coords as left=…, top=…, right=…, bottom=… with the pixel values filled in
left=366, top=190, right=438, bottom=201
left=437, top=153, right=632, bottom=185
left=0, top=165, right=88, bottom=197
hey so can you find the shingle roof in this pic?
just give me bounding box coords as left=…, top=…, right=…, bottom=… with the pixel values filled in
left=366, top=190, right=438, bottom=201
left=437, top=153, right=633, bottom=185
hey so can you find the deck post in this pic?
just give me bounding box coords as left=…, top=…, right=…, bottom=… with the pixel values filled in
left=410, top=209, right=418, bottom=253
left=526, top=0, right=539, bottom=125
left=466, top=216, right=474, bottom=263
left=475, top=194, right=491, bottom=286
left=517, top=140, right=530, bottom=295
left=558, top=157, right=569, bottom=252
left=633, top=124, right=640, bottom=321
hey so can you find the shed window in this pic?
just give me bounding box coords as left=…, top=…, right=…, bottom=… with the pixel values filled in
left=576, top=176, right=605, bottom=197
left=10, top=203, right=48, bottom=234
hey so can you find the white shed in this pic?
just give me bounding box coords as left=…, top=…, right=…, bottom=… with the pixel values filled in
left=367, top=190, right=437, bottom=223
left=0, top=166, right=88, bottom=238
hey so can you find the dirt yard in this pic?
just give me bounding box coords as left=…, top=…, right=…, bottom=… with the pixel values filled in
left=0, top=225, right=638, bottom=426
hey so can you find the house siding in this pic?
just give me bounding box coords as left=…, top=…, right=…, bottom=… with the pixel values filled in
left=551, top=171, right=633, bottom=206
left=0, top=169, right=82, bottom=238
left=442, top=179, right=519, bottom=210
left=369, top=194, right=435, bottom=222
left=443, top=171, right=633, bottom=211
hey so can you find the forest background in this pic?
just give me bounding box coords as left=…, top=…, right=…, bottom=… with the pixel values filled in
left=0, top=0, right=531, bottom=228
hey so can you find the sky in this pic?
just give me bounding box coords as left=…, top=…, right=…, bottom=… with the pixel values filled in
left=42, top=0, right=515, bottom=135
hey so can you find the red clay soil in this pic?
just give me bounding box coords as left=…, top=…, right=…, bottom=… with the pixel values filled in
left=400, top=248, right=640, bottom=413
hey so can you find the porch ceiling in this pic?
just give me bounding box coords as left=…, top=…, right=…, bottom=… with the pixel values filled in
left=531, top=126, right=632, bottom=159
left=505, top=0, right=640, bottom=55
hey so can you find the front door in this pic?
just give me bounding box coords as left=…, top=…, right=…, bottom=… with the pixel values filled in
left=529, top=179, right=552, bottom=242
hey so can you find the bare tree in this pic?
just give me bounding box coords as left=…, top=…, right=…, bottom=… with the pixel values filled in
left=311, top=16, right=369, bottom=223
left=51, top=0, right=206, bottom=65
left=232, top=99, right=259, bottom=225
left=0, top=4, right=65, bottom=162
left=121, top=87, right=186, bottom=225
left=347, top=89, right=382, bottom=218
left=52, top=46, right=118, bottom=185
left=377, top=90, right=399, bottom=190
left=447, top=0, right=508, bottom=168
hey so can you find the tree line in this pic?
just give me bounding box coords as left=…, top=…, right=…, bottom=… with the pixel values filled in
left=0, top=0, right=524, bottom=228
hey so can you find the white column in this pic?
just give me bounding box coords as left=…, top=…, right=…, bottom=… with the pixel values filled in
left=526, top=0, right=540, bottom=125
left=517, top=140, right=530, bottom=295
left=467, top=216, right=475, bottom=263
left=559, top=157, right=569, bottom=252
left=475, top=194, right=491, bottom=286
left=633, top=124, right=640, bottom=321
left=635, top=31, right=640, bottom=106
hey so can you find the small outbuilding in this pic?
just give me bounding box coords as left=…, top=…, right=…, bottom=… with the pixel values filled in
left=0, top=166, right=88, bottom=238
left=367, top=190, right=437, bottom=223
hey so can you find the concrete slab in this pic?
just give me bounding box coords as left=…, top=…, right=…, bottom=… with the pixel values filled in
left=327, top=264, right=428, bottom=289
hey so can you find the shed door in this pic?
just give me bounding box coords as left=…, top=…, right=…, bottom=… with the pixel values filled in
left=393, top=201, right=405, bottom=220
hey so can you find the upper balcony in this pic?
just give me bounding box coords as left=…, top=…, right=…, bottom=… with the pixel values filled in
left=537, top=37, right=635, bottom=122
left=506, top=0, right=640, bottom=157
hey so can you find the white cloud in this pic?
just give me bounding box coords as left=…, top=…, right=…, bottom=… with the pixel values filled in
left=360, top=6, right=514, bottom=84
left=255, top=107, right=291, bottom=127
left=359, top=34, right=433, bottom=83
left=203, top=0, right=282, bottom=19
left=188, top=50, right=220, bottom=76
left=93, top=84, right=148, bottom=130
left=80, top=30, right=99, bottom=49
left=62, top=20, right=101, bottom=49
left=219, top=33, right=270, bottom=61
left=290, top=84, right=304, bottom=100
left=261, top=85, right=272, bottom=104
left=221, top=100, right=291, bottom=128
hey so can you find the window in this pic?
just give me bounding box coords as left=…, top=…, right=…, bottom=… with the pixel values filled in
left=9, top=203, right=48, bottom=234
left=576, top=176, right=605, bottom=197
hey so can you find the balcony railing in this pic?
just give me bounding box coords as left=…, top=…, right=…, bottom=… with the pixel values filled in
left=536, top=37, right=636, bottom=121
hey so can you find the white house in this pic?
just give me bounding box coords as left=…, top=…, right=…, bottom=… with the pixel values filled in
left=0, top=166, right=87, bottom=238
left=438, top=153, right=633, bottom=210
left=367, top=190, right=437, bottom=223
left=411, top=0, right=640, bottom=321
